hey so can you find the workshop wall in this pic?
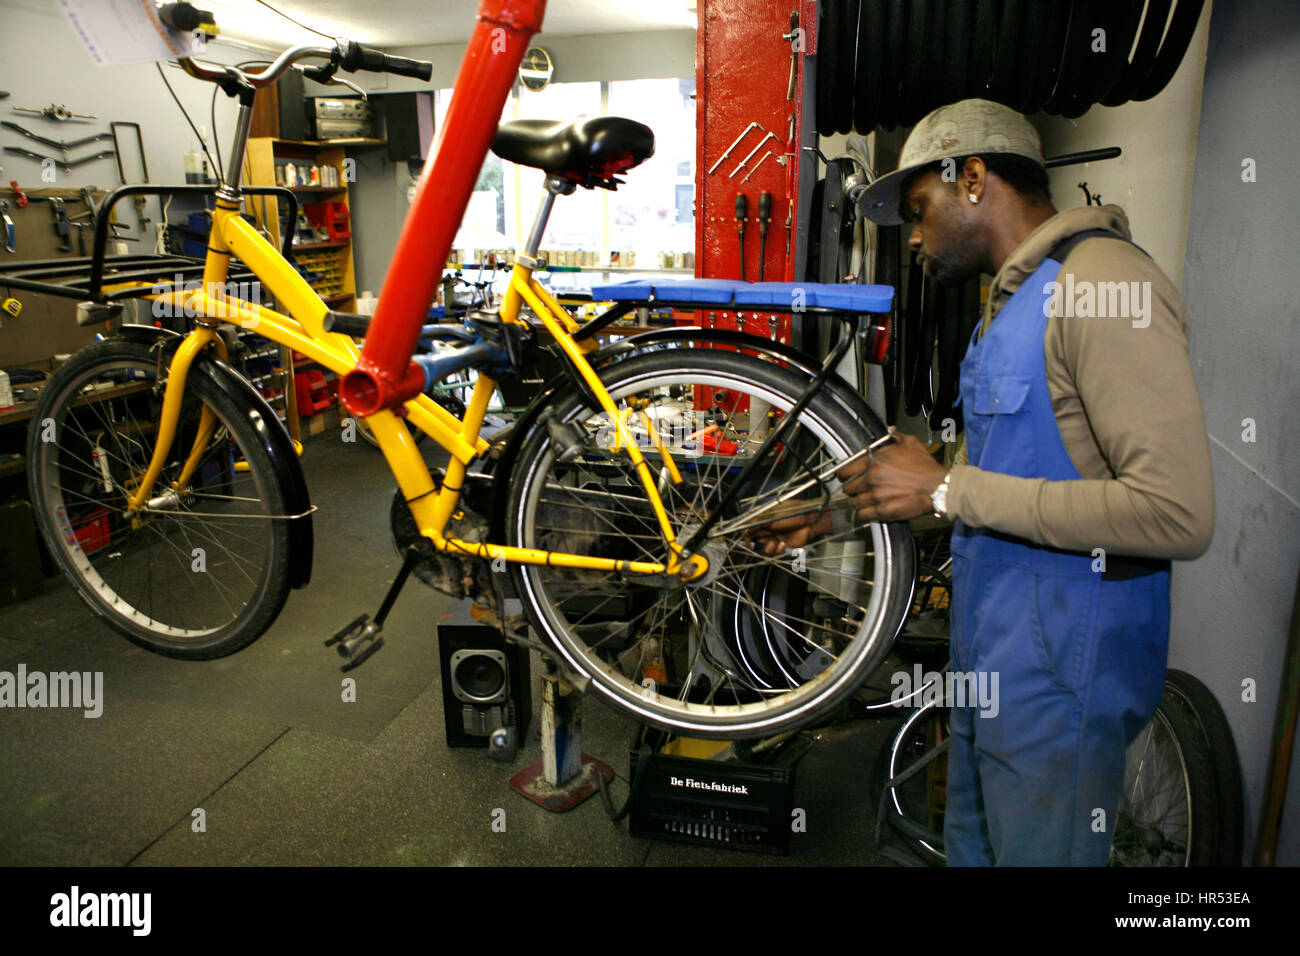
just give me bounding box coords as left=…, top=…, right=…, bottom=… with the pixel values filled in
left=345, top=30, right=697, bottom=298
left=0, top=0, right=292, bottom=367
left=1175, top=0, right=1300, bottom=866
left=0, top=0, right=265, bottom=204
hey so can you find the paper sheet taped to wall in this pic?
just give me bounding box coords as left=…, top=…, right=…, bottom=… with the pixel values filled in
left=58, top=0, right=194, bottom=66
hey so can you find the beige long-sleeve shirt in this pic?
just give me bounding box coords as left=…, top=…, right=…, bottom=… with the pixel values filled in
left=947, top=204, right=1214, bottom=560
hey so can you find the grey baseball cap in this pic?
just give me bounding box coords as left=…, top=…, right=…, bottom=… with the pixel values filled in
left=860, top=98, right=1044, bottom=225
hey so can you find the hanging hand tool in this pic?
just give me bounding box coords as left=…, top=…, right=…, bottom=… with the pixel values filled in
left=49, top=197, right=73, bottom=252
left=1, top=199, right=15, bottom=253
left=3, top=147, right=115, bottom=170
left=783, top=11, right=801, bottom=101
left=757, top=191, right=772, bottom=282
left=707, top=122, right=766, bottom=176
left=8, top=180, right=28, bottom=207
left=734, top=193, right=748, bottom=281
left=784, top=199, right=793, bottom=257
left=739, top=150, right=772, bottom=185
left=13, top=104, right=96, bottom=122
left=110, top=122, right=152, bottom=232
left=1, top=121, right=113, bottom=158
left=730, top=131, right=776, bottom=179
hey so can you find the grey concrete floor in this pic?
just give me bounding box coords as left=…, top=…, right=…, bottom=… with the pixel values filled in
left=0, top=428, right=910, bottom=867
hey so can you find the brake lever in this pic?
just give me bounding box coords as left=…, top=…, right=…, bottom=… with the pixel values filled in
left=294, top=63, right=367, bottom=99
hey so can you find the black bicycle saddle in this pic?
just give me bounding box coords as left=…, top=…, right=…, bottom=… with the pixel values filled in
left=491, top=116, right=655, bottom=189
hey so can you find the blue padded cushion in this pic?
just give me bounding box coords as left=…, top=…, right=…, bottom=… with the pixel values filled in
left=646, top=278, right=745, bottom=304
left=590, top=278, right=894, bottom=312
left=590, top=279, right=655, bottom=300
left=732, top=282, right=894, bottom=312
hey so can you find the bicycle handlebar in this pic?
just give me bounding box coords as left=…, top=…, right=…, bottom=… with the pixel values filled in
left=339, top=40, right=433, bottom=81
left=162, top=4, right=432, bottom=90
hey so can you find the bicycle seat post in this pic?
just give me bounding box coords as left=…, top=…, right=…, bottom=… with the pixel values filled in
left=515, top=175, right=575, bottom=269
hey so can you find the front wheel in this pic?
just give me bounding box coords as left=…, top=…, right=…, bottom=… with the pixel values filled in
left=505, top=347, right=914, bottom=738
left=26, top=337, right=293, bottom=658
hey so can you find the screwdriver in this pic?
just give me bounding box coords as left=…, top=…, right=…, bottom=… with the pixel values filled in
left=757, top=191, right=772, bottom=282
left=735, top=193, right=748, bottom=281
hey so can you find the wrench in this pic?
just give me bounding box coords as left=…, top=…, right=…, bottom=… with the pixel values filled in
left=1, top=199, right=14, bottom=252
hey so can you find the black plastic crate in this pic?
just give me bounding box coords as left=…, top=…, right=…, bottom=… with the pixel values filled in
left=629, top=750, right=795, bottom=855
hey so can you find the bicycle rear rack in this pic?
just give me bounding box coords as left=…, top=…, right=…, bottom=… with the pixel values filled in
left=0, top=183, right=298, bottom=304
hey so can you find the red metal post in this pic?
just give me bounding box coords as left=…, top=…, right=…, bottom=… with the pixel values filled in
left=695, top=0, right=806, bottom=343
left=341, top=0, right=546, bottom=416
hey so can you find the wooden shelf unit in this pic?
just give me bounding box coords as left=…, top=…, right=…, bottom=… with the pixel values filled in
left=244, top=138, right=357, bottom=314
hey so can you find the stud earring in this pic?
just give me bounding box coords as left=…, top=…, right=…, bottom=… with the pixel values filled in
left=968, top=194, right=979, bottom=204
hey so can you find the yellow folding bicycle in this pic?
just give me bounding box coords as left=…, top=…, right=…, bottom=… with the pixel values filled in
left=11, top=2, right=912, bottom=739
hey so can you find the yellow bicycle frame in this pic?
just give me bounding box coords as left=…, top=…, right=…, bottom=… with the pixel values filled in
left=118, top=199, right=706, bottom=580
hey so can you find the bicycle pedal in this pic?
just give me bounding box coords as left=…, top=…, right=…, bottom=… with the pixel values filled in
left=326, top=614, right=385, bottom=670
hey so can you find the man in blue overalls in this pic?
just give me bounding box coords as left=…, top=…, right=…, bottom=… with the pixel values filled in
left=763, top=99, right=1213, bottom=864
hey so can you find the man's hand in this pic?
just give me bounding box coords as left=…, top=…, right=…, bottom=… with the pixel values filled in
left=747, top=501, right=834, bottom=556
left=842, top=432, right=948, bottom=521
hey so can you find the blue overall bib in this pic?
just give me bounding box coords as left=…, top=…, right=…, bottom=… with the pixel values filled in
left=945, top=251, right=1171, bottom=866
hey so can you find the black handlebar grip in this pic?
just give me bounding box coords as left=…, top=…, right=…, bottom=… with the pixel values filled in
left=340, top=40, right=432, bottom=81
left=158, top=2, right=214, bottom=32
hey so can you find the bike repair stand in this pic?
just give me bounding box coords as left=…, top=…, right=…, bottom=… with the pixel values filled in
left=509, top=659, right=613, bottom=811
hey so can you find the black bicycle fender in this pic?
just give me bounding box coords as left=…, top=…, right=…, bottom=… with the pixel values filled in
left=116, top=324, right=314, bottom=589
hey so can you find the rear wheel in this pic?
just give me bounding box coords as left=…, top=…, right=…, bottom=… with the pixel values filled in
left=505, top=347, right=914, bottom=738
left=26, top=338, right=293, bottom=658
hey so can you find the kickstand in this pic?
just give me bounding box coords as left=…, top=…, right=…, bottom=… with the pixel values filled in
left=324, top=546, right=421, bottom=671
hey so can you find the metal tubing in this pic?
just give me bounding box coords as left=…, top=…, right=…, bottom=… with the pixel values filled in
left=345, top=0, right=546, bottom=417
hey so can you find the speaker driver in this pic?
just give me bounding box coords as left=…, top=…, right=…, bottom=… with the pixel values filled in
left=450, top=649, right=508, bottom=704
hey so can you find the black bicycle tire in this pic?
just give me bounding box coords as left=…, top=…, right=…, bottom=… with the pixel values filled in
left=876, top=672, right=1224, bottom=866
left=816, top=0, right=843, bottom=137
left=920, top=0, right=948, bottom=119
left=1121, top=680, right=1221, bottom=866
left=835, top=0, right=862, bottom=134
left=871, top=697, right=948, bottom=865
left=942, top=0, right=971, bottom=106
left=27, top=337, right=293, bottom=658
left=1029, top=0, right=1073, bottom=113
left=1043, top=0, right=1095, bottom=114
left=1132, top=0, right=1205, bottom=101
left=1100, top=0, right=1172, bottom=106
left=1007, top=0, right=1048, bottom=113
left=854, top=0, right=884, bottom=134
left=1065, top=0, right=1142, bottom=116
left=899, top=0, right=930, bottom=126
left=876, top=0, right=908, bottom=129
left=1162, top=668, right=1245, bottom=865
left=985, top=0, right=1023, bottom=105
left=966, top=0, right=1001, bottom=99
left=504, top=347, right=915, bottom=739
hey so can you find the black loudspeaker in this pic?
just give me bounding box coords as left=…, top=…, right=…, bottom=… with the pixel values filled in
left=276, top=70, right=308, bottom=142
left=382, top=92, right=434, bottom=162
left=438, top=625, right=531, bottom=749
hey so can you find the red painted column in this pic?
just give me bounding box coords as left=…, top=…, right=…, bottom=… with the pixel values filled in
left=694, top=0, right=808, bottom=410
left=342, top=0, right=546, bottom=416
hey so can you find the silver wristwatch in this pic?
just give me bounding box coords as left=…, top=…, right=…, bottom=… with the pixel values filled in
left=931, top=471, right=953, bottom=518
